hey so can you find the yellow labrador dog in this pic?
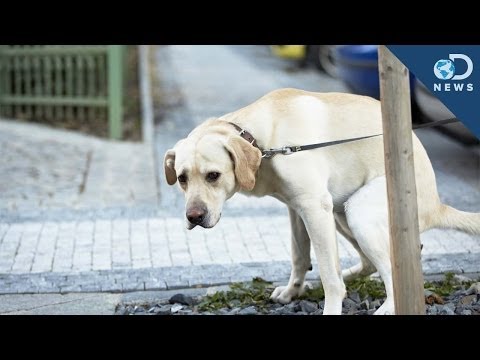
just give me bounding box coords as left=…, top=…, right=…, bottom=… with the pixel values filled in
left=164, top=88, right=479, bottom=315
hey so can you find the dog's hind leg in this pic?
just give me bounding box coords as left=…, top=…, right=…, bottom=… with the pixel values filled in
left=271, top=207, right=312, bottom=304
left=344, top=177, right=396, bottom=315
left=334, top=213, right=376, bottom=282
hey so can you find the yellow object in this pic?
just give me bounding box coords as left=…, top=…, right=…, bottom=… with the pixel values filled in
left=271, top=45, right=306, bottom=59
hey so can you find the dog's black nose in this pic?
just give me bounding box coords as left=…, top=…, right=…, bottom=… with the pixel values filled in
left=186, top=207, right=206, bottom=225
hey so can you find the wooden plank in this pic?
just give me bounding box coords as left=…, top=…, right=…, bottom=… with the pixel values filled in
left=76, top=54, right=86, bottom=121
left=378, top=45, right=425, bottom=315
left=86, top=54, right=96, bottom=121
left=5, top=54, right=12, bottom=117
left=65, top=54, right=74, bottom=120
left=108, top=45, right=123, bottom=139
left=23, top=52, right=33, bottom=118
left=0, top=96, right=107, bottom=106
left=33, top=54, right=43, bottom=119
left=2, top=46, right=107, bottom=56
left=54, top=56, right=64, bottom=120
left=43, top=55, right=53, bottom=119
left=0, top=46, right=5, bottom=117
left=13, top=55, right=22, bottom=118
left=98, top=52, right=107, bottom=122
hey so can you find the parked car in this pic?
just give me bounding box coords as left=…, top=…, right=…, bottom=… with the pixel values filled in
left=414, top=81, right=478, bottom=144
left=333, top=45, right=415, bottom=99
left=270, top=45, right=338, bottom=77
left=333, top=45, right=477, bottom=144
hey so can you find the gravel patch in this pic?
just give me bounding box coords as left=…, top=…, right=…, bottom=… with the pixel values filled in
left=116, top=278, right=480, bottom=316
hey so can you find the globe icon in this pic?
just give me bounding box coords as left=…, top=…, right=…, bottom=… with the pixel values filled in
left=434, top=59, right=455, bottom=80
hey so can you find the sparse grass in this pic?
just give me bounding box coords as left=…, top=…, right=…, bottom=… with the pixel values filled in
left=197, top=272, right=478, bottom=312
left=424, top=272, right=476, bottom=296
left=197, top=277, right=275, bottom=312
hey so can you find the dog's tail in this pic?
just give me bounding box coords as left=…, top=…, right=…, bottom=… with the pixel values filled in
left=433, top=204, right=480, bottom=235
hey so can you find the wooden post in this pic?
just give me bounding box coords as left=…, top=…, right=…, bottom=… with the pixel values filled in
left=378, top=46, right=425, bottom=315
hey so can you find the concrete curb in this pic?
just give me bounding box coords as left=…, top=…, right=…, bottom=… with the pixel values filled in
left=1, top=253, right=479, bottom=295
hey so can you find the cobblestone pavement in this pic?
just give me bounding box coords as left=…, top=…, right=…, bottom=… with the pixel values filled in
left=0, top=45, right=478, bottom=295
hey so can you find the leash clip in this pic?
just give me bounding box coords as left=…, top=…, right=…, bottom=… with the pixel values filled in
left=282, top=146, right=301, bottom=155
left=262, top=146, right=300, bottom=159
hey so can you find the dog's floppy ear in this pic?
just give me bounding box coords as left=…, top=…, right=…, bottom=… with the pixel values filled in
left=164, top=149, right=177, bottom=185
left=224, top=136, right=262, bottom=191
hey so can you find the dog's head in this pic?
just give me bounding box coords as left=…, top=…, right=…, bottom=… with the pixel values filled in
left=164, top=121, right=262, bottom=229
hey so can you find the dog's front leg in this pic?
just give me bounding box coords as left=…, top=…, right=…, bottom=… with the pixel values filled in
left=296, top=193, right=346, bottom=315
left=271, top=207, right=311, bottom=304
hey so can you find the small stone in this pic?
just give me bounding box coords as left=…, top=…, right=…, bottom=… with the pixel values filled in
left=274, top=306, right=293, bottom=315
left=229, top=307, right=241, bottom=315
left=171, top=304, right=183, bottom=313
left=427, top=305, right=438, bottom=315
left=454, top=306, right=466, bottom=315
left=178, top=309, right=193, bottom=315
left=299, top=300, right=319, bottom=313
left=347, top=307, right=358, bottom=315
left=169, top=293, right=195, bottom=306
left=116, top=306, right=128, bottom=315
left=466, top=283, right=480, bottom=295
left=155, top=305, right=172, bottom=315
left=461, top=309, right=472, bottom=315
left=270, top=303, right=283, bottom=310
left=217, top=308, right=230, bottom=315
left=445, top=302, right=456, bottom=311
left=292, top=301, right=302, bottom=312
left=343, top=298, right=357, bottom=309
left=284, top=303, right=298, bottom=312
left=370, top=300, right=382, bottom=310
left=360, top=300, right=369, bottom=310
left=133, top=306, right=145, bottom=313
left=312, top=309, right=323, bottom=315
left=294, top=311, right=308, bottom=315
left=349, top=292, right=361, bottom=303
left=439, top=306, right=455, bottom=315
left=424, top=290, right=444, bottom=305
left=460, top=294, right=477, bottom=305
left=238, top=306, right=257, bottom=315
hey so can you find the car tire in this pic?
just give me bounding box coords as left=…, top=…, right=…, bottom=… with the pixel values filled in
left=308, top=45, right=337, bottom=77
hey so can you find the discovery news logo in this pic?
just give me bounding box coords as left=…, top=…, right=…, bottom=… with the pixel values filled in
left=433, top=54, right=474, bottom=92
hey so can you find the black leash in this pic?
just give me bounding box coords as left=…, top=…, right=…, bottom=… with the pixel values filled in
left=261, top=117, right=460, bottom=159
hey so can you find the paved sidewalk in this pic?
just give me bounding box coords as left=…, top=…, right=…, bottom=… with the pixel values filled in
left=0, top=120, right=158, bottom=222
left=0, top=45, right=479, bottom=296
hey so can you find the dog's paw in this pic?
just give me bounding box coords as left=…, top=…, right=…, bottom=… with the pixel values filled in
left=270, top=282, right=311, bottom=304
left=373, top=300, right=395, bottom=315
left=270, top=286, right=294, bottom=304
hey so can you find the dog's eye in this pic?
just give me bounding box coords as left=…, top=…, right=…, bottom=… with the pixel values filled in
left=206, top=172, right=220, bottom=182
left=178, top=174, right=187, bottom=183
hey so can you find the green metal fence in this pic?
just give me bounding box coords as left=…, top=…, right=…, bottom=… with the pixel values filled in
left=0, top=45, right=125, bottom=139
